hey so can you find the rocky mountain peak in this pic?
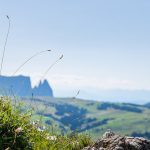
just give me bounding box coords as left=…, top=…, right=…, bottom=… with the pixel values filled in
left=0, top=75, right=53, bottom=97
left=32, top=79, right=53, bottom=96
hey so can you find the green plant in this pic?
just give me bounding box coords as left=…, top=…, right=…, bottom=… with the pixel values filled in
left=0, top=97, right=92, bottom=150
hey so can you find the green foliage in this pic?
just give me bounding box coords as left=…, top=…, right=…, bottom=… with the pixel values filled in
left=97, top=102, right=142, bottom=113
left=0, top=97, right=92, bottom=150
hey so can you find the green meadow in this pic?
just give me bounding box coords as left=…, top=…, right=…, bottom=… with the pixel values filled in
left=19, top=97, right=150, bottom=140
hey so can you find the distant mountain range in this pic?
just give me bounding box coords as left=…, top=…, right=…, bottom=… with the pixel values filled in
left=0, top=75, right=53, bottom=97
left=77, top=89, right=150, bottom=104
left=1, top=75, right=150, bottom=104
left=94, top=89, right=150, bottom=104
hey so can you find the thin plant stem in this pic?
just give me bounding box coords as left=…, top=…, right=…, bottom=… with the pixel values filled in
left=0, top=15, right=10, bottom=76
left=40, top=54, right=63, bottom=81
left=73, top=90, right=80, bottom=99
left=32, top=54, right=63, bottom=98
left=12, top=50, right=51, bottom=76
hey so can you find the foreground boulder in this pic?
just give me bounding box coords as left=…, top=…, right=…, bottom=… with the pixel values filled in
left=83, top=130, right=150, bottom=150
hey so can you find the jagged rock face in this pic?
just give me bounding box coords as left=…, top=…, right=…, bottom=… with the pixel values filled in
left=0, top=75, right=53, bottom=97
left=83, top=131, right=150, bottom=150
left=32, top=80, right=53, bottom=96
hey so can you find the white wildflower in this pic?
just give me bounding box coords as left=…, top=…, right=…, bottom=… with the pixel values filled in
left=72, top=141, right=79, bottom=146
left=46, top=136, right=57, bottom=141
left=15, top=127, right=23, bottom=134
left=37, top=125, right=46, bottom=132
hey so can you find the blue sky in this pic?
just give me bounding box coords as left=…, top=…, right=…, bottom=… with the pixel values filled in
left=1, top=0, right=150, bottom=100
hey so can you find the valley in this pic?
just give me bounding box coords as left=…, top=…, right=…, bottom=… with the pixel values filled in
left=18, top=97, right=150, bottom=140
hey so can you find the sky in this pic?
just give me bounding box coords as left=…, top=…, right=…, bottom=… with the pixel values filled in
left=0, top=0, right=150, bottom=100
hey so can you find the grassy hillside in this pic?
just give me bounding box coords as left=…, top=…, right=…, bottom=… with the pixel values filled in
left=18, top=97, right=150, bottom=140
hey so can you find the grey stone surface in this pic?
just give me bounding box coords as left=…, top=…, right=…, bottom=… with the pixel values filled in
left=83, top=131, right=150, bottom=150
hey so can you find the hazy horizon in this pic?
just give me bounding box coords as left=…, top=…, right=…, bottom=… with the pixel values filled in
left=1, top=1, right=150, bottom=101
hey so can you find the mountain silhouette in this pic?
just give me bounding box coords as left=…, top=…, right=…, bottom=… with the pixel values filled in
left=0, top=75, right=53, bottom=97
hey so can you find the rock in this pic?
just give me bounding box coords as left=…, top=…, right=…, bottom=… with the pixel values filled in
left=82, top=131, right=150, bottom=150
left=102, top=129, right=115, bottom=138
left=0, top=75, right=53, bottom=96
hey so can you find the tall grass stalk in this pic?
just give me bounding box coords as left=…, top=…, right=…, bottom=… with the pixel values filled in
left=32, top=54, right=63, bottom=96
left=73, top=90, right=80, bottom=99
left=41, top=54, right=63, bottom=80
left=12, top=50, right=51, bottom=76
left=0, top=15, right=10, bottom=76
